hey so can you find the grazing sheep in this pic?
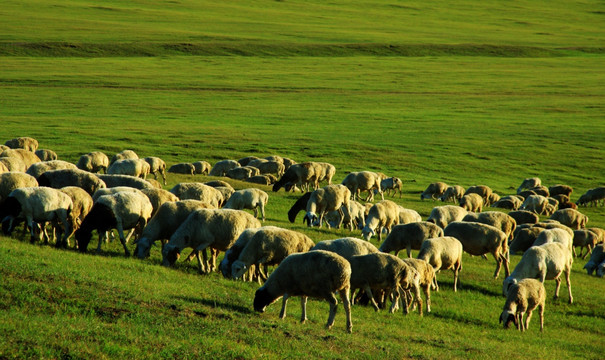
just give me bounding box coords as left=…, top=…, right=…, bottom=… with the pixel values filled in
left=588, top=227, right=605, bottom=244
left=223, top=188, right=269, bottom=221
left=107, top=158, right=150, bottom=179
left=311, top=237, right=379, bottom=259
left=315, top=162, right=336, bottom=186
left=76, top=152, right=109, bottom=173
left=219, top=228, right=264, bottom=281
left=231, top=226, right=314, bottom=280
left=528, top=186, right=550, bottom=197
left=379, top=221, right=444, bottom=258
left=204, top=180, right=234, bottom=190
left=144, top=157, right=167, bottom=185
left=572, top=229, right=599, bottom=259
left=110, top=149, right=138, bottom=165
left=417, top=236, right=463, bottom=291
left=59, top=186, right=93, bottom=242
left=464, top=185, right=493, bottom=204
left=459, top=193, right=483, bottom=213
left=75, top=191, right=153, bottom=256
left=145, top=178, right=162, bottom=189
left=167, top=163, right=195, bottom=175
left=402, top=258, right=436, bottom=314
left=0, top=172, right=38, bottom=202
left=287, top=192, right=312, bottom=224
left=398, top=206, right=422, bottom=225
left=341, top=171, right=384, bottom=202
left=420, top=182, right=448, bottom=201
left=226, top=166, right=254, bottom=180
left=209, top=160, right=240, bottom=177
left=361, top=200, right=400, bottom=241
left=518, top=190, right=538, bottom=200
left=237, top=156, right=259, bottom=167
left=272, top=162, right=317, bottom=192
left=583, top=244, right=605, bottom=275
left=439, top=185, right=465, bottom=203
left=517, top=178, right=541, bottom=193
left=134, top=200, right=211, bottom=259
left=4, top=137, right=39, bottom=152
left=97, top=174, right=154, bottom=190
left=0, top=187, right=73, bottom=247
left=253, top=250, right=353, bottom=333
left=0, top=156, right=27, bottom=172
left=509, top=227, right=545, bottom=255
left=426, top=205, right=468, bottom=229
left=379, top=177, right=403, bottom=198
left=303, top=184, right=351, bottom=228
left=140, top=188, right=179, bottom=217
left=162, top=209, right=261, bottom=273
left=35, top=149, right=58, bottom=161
left=576, top=187, right=605, bottom=207
left=508, top=210, right=539, bottom=225
left=169, top=182, right=223, bottom=208
left=486, top=193, right=501, bottom=207
left=444, top=221, right=509, bottom=279
left=324, top=200, right=367, bottom=231
left=0, top=148, right=41, bottom=168
left=251, top=160, right=286, bottom=177
left=532, top=228, right=573, bottom=254
left=499, top=278, right=546, bottom=332
left=26, top=160, right=78, bottom=178
left=462, top=211, right=517, bottom=241
left=503, top=242, right=573, bottom=304
left=491, top=198, right=521, bottom=210
left=246, top=174, right=277, bottom=186
left=549, top=184, right=573, bottom=198
left=549, top=208, right=588, bottom=229
left=37, top=168, right=106, bottom=195
left=520, top=195, right=549, bottom=215
left=192, top=161, right=212, bottom=175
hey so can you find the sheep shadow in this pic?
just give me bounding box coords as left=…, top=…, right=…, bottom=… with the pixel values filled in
left=173, top=295, right=254, bottom=315
left=437, top=280, right=502, bottom=298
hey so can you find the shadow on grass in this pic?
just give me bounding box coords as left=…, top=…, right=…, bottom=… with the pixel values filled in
left=173, top=295, right=254, bottom=315
left=437, top=279, right=502, bottom=298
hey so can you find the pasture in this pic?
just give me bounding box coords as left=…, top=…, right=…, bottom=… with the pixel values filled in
left=1, top=0, right=604, bottom=359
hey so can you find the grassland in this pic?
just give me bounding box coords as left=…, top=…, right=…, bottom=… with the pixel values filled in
left=1, top=0, right=604, bottom=359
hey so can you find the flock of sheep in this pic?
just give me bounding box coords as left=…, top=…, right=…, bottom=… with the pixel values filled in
left=1, top=136, right=604, bottom=334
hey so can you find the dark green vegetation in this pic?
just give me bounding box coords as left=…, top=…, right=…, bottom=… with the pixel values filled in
left=1, top=0, right=604, bottom=359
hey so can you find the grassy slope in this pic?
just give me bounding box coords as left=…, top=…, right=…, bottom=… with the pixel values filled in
left=1, top=0, right=605, bottom=359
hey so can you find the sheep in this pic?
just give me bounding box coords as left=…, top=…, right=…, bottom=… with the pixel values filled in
left=520, top=195, right=549, bottom=215
left=226, top=166, right=254, bottom=180
left=162, top=209, right=261, bottom=273
left=402, top=258, right=436, bottom=314
left=532, top=222, right=574, bottom=241
left=4, top=137, right=39, bottom=152
left=75, top=191, right=153, bottom=256
left=549, top=184, right=573, bottom=198
left=272, top=162, right=319, bottom=193
left=499, top=278, right=546, bottom=332
left=134, top=200, right=211, bottom=259
left=517, top=177, right=541, bottom=193
left=464, top=185, right=493, bottom=204
left=169, top=182, right=223, bottom=208
left=491, top=197, right=521, bottom=210
left=417, top=236, right=463, bottom=292
left=0, top=172, right=38, bottom=202
left=420, top=182, right=448, bottom=201
left=192, top=161, right=212, bottom=175
left=324, top=200, right=366, bottom=230
left=107, top=159, right=150, bottom=179
left=509, top=227, right=545, bottom=255
left=379, top=221, right=444, bottom=258
left=303, top=184, right=351, bottom=228
left=231, top=226, right=314, bottom=281
left=97, top=174, right=154, bottom=190
left=588, top=227, right=605, bottom=244
left=549, top=208, right=588, bottom=229
left=572, top=229, right=599, bottom=259
left=439, top=185, right=465, bottom=203
left=576, top=187, right=605, bottom=207
left=223, top=188, right=269, bottom=221
left=26, top=160, right=78, bottom=178
left=459, top=193, right=483, bottom=213
left=209, top=159, right=240, bottom=177
left=143, top=157, right=167, bottom=185
left=287, top=192, right=312, bottom=223
left=583, top=244, right=605, bottom=275
left=518, top=190, right=537, bottom=199
left=109, top=149, right=138, bottom=165
left=315, top=162, right=336, bottom=186
left=311, top=237, right=379, bottom=259
left=140, top=188, right=179, bottom=217
left=246, top=174, right=277, bottom=186
left=219, top=228, right=266, bottom=281
left=0, top=187, right=73, bottom=247
left=444, top=221, right=509, bottom=279
left=215, top=186, right=235, bottom=203
left=503, top=242, right=573, bottom=304
left=380, top=177, right=404, bottom=198
left=532, top=228, right=573, bottom=254
left=426, top=205, right=468, bottom=229
left=398, top=206, right=422, bottom=225
left=251, top=160, right=286, bottom=177
left=76, top=152, right=109, bottom=173
left=37, top=168, right=106, bottom=195
left=204, top=180, right=234, bottom=190
left=237, top=156, right=259, bottom=167
left=167, top=163, right=195, bottom=175
left=462, top=211, right=517, bottom=242
left=508, top=210, right=539, bottom=225
left=0, top=162, right=8, bottom=174
left=0, top=156, right=27, bottom=172
left=341, top=171, right=384, bottom=202
left=486, top=193, right=501, bottom=207
left=35, top=149, right=58, bottom=161
left=0, top=148, right=41, bottom=168
left=253, top=250, right=353, bottom=333
left=361, top=200, right=400, bottom=241
left=529, top=186, right=550, bottom=197
left=59, top=186, right=93, bottom=243
left=146, top=178, right=162, bottom=189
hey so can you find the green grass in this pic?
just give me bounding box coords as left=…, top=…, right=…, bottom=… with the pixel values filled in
left=1, top=0, right=605, bottom=358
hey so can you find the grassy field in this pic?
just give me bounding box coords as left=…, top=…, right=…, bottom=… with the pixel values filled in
left=1, top=0, right=604, bottom=359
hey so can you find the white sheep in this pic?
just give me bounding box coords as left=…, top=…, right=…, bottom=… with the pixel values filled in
left=572, top=229, right=599, bottom=259
left=303, top=184, right=351, bottom=228
left=521, top=195, right=549, bottom=215
left=341, top=171, right=384, bottom=202
left=426, top=205, right=468, bottom=229
left=323, top=200, right=366, bottom=230
left=549, top=208, right=588, bottom=229
left=379, top=221, right=444, bottom=258
left=219, top=228, right=265, bottom=281
left=237, top=156, right=259, bottom=167
left=107, top=158, right=150, bottom=179
left=439, top=185, right=465, bottom=203
left=59, top=186, right=93, bottom=244
left=76, top=152, right=109, bottom=173
left=401, top=258, right=436, bottom=314
left=509, top=226, right=545, bottom=255
left=231, top=226, right=314, bottom=280
left=169, top=182, right=224, bottom=208
left=1, top=187, right=73, bottom=247
left=417, top=236, right=463, bottom=292
left=311, top=237, right=379, bottom=259
left=34, top=149, right=58, bottom=161
left=532, top=228, right=573, bottom=254
left=144, top=157, right=167, bottom=185
left=250, top=159, right=285, bottom=177
left=361, top=200, right=400, bottom=241
left=4, top=137, right=39, bottom=152
left=459, top=193, right=483, bottom=213
left=75, top=191, right=152, bottom=256
left=549, top=184, right=573, bottom=198
left=315, top=162, right=336, bottom=187
left=508, top=210, right=540, bottom=225
left=253, top=250, right=353, bottom=333
left=378, top=177, right=403, bottom=198
left=420, top=182, right=448, bottom=201
left=462, top=211, right=517, bottom=241
left=167, top=163, right=195, bottom=175
left=0, top=172, right=39, bottom=202
left=162, top=209, right=261, bottom=273
left=398, top=206, right=422, bottom=225
left=209, top=159, right=240, bottom=177
left=499, top=278, right=546, bottom=332
left=26, top=160, right=78, bottom=178
left=140, top=188, right=180, bottom=217
left=192, top=161, right=212, bottom=175
left=583, top=244, right=605, bottom=276
left=37, top=168, right=106, bottom=195
left=517, top=177, right=541, bottom=194
left=272, top=162, right=318, bottom=192
left=464, top=185, right=493, bottom=205
left=576, top=187, right=605, bottom=207
left=491, top=196, right=523, bottom=210
left=223, top=188, right=269, bottom=221
left=110, top=149, right=138, bottom=165
left=444, top=221, right=509, bottom=279
left=503, top=242, right=573, bottom=304
left=1, top=148, right=41, bottom=168
left=0, top=156, right=27, bottom=172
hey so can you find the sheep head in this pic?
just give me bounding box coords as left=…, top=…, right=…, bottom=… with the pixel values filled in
left=232, top=260, right=248, bottom=279
left=162, top=245, right=180, bottom=267
left=499, top=310, right=518, bottom=329
left=253, top=287, right=278, bottom=313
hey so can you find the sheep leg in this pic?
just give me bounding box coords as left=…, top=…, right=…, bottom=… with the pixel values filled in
left=363, top=286, right=380, bottom=311
left=96, top=231, right=107, bottom=253
left=115, top=222, right=131, bottom=257
left=538, top=304, right=544, bottom=332
left=453, top=266, right=459, bottom=292
left=338, top=288, right=353, bottom=333
left=300, top=296, right=308, bottom=323
left=325, top=292, right=339, bottom=330
left=424, top=284, right=431, bottom=313
left=388, top=287, right=401, bottom=314
left=553, top=277, right=562, bottom=300
left=492, top=251, right=502, bottom=279
left=259, top=203, right=266, bottom=222
left=524, top=310, right=533, bottom=331
left=279, top=294, right=289, bottom=319
left=58, top=213, right=71, bottom=249
left=565, top=268, right=573, bottom=304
